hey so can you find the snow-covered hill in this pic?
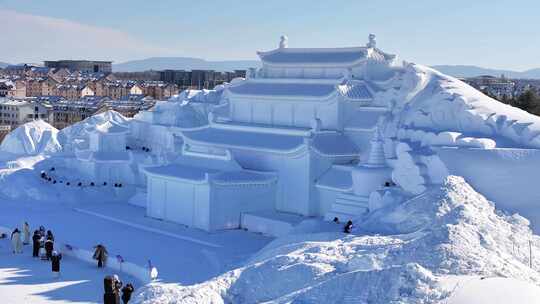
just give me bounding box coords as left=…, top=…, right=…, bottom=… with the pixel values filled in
left=0, top=120, right=61, bottom=156
left=132, top=176, right=540, bottom=304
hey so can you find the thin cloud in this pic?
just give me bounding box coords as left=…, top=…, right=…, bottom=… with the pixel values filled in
left=0, top=9, right=178, bottom=64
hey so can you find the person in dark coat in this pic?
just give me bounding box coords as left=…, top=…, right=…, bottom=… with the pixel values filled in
left=38, top=226, right=46, bottom=238
left=121, top=283, right=134, bottom=304
left=93, top=244, right=108, bottom=268
left=44, top=238, right=54, bottom=260
left=51, top=251, right=62, bottom=278
left=32, top=230, right=41, bottom=257
left=344, top=220, right=353, bottom=234
left=103, top=274, right=122, bottom=304
left=46, top=230, right=54, bottom=242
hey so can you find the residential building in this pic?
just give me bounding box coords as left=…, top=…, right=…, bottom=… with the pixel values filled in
left=50, top=96, right=107, bottom=129
left=8, top=80, right=27, bottom=98
left=0, top=81, right=13, bottom=97
left=141, top=82, right=178, bottom=100
left=0, top=99, right=51, bottom=127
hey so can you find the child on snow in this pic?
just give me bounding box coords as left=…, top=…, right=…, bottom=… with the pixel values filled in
left=51, top=251, right=62, bottom=279
left=10, top=228, right=22, bottom=254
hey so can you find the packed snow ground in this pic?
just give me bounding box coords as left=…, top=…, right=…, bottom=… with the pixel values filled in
left=0, top=237, right=137, bottom=304
left=0, top=197, right=270, bottom=285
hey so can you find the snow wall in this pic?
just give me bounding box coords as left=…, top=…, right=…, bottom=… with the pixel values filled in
left=436, top=147, right=540, bottom=232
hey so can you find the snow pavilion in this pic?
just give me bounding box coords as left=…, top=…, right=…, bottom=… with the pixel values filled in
left=136, top=34, right=399, bottom=232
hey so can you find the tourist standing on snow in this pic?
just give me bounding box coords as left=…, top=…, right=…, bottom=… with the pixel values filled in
left=11, top=228, right=22, bottom=254
left=344, top=220, right=353, bottom=234
left=38, top=226, right=46, bottom=238
left=93, top=244, right=108, bottom=268
left=121, top=283, right=134, bottom=304
left=114, top=274, right=123, bottom=294
left=32, top=230, right=41, bottom=257
left=23, top=222, right=30, bottom=245
left=44, top=237, right=54, bottom=260
left=46, top=230, right=54, bottom=242
left=51, top=251, right=62, bottom=278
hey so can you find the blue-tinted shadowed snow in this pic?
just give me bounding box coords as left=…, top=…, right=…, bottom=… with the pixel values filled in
left=315, top=166, right=353, bottom=191
left=337, top=81, right=373, bottom=100
left=212, top=171, right=276, bottom=184
left=312, top=133, right=359, bottom=156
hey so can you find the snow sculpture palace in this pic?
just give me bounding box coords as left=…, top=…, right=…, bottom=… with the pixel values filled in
left=130, top=34, right=398, bottom=232
left=17, top=34, right=540, bottom=235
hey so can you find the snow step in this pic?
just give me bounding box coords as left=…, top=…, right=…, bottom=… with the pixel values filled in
left=325, top=192, right=370, bottom=222
left=337, top=193, right=369, bottom=202
left=334, top=197, right=368, bottom=207
left=332, top=203, right=368, bottom=216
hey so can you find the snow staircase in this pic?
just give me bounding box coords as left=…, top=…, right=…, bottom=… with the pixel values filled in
left=325, top=192, right=369, bottom=222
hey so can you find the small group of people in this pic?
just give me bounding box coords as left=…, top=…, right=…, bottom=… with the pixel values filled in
left=6, top=223, right=136, bottom=298
left=104, top=274, right=135, bottom=304
left=10, top=222, right=62, bottom=278
left=333, top=217, right=353, bottom=234
left=32, top=225, right=55, bottom=260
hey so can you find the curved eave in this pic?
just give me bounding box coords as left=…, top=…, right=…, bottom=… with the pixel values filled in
left=260, top=59, right=368, bottom=68
left=142, top=168, right=209, bottom=185
left=227, top=88, right=340, bottom=102
left=182, top=135, right=309, bottom=156
left=257, top=47, right=370, bottom=68
left=210, top=176, right=278, bottom=187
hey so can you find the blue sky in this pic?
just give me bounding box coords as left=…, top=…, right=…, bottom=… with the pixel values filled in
left=0, top=0, right=538, bottom=70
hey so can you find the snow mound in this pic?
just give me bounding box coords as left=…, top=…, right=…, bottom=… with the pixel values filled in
left=170, top=88, right=225, bottom=105
left=133, top=176, right=540, bottom=303
left=0, top=120, right=61, bottom=155
left=446, top=277, right=540, bottom=304
left=138, top=100, right=208, bottom=128
left=58, top=110, right=129, bottom=151
left=384, top=64, right=540, bottom=149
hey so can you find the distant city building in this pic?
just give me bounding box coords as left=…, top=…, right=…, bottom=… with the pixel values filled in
left=157, top=69, right=246, bottom=90
left=464, top=75, right=516, bottom=99
left=50, top=96, right=107, bottom=129
left=44, top=60, right=112, bottom=73
left=0, top=98, right=51, bottom=128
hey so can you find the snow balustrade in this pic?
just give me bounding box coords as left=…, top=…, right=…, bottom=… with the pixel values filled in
left=0, top=225, right=158, bottom=284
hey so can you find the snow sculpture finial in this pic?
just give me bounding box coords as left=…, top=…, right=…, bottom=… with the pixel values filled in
left=279, top=35, right=288, bottom=49
left=367, top=33, right=377, bottom=48
left=364, top=127, right=387, bottom=167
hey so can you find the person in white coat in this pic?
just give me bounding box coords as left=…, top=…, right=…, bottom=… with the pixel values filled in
left=23, top=222, right=30, bottom=245
left=11, top=228, right=22, bottom=254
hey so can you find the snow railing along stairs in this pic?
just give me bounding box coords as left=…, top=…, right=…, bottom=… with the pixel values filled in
left=0, top=225, right=158, bottom=284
